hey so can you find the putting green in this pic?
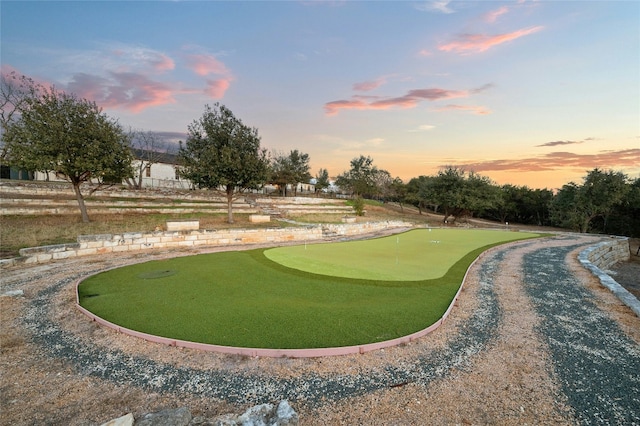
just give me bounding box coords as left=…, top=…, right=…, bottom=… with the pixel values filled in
left=77, top=229, right=543, bottom=349
left=265, top=228, right=531, bottom=281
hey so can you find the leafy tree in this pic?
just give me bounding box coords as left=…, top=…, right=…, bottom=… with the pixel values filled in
left=463, top=171, right=499, bottom=218
left=288, top=149, right=312, bottom=195
left=550, top=182, right=583, bottom=231
left=405, top=176, right=432, bottom=214
left=551, top=169, right=630, bottom=233
left=422, top=166, right=466, bottom=223
left=579, top=168, right=629, bottom=233
left=520, top=187, right=553, bottom=226
left=418, top=167, right=497, bottom=223
left=387, top=177, right=406, bottom=209
left=127, top=129, right=173, bottom=189
left=269, top=149, right=311, bottom=196
left=371, top=168, right=393, bottom=201
left=607, top=177, right=640, bottom=237
left=269, top=151, right=293, bottom=196
left=352, top=196, right=366, bottom=216
left=314, top=168, right=330, bottom=194
left=3, top=83, right=133, bottom=222
left=489, top=184, right=519, bottom=224
left=335, top=155, right=378, bottom=197
left=178, top=103, right=269, bottom=223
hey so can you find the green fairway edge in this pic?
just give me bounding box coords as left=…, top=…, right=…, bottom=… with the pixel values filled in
left=77, top=231, right=545, bottom=350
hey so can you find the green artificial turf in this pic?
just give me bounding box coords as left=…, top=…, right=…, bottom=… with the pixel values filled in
left=78, top=229, right=543, bottom=349
left=265, top=228, right=535, bottom=281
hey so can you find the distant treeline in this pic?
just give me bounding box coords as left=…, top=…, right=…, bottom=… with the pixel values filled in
left=356, top=166, right=638, bottom=237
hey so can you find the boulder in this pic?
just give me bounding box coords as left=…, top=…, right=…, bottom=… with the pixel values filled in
left=100, top=413, right=134, bottom=426
left=1, top=289, right=24, bottom=298
left=135, top=407, right=192, bottom=426
left=236, top=400, right=298, bottom=426
left=98, top=401, right=297, bottom=426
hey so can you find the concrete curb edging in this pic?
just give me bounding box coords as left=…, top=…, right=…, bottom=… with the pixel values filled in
left=73, top=241, right=481, bottom=358
left=579, top=238, right=640, bottom=318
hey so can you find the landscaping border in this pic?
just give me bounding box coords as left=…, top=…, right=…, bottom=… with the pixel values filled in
left=73, top=243, right=479, bottom=358
left=578, top=236, right=640, bottom=317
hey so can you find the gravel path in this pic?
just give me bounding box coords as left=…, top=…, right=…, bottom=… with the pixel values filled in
left=2, top=234, right=639, bottom=424
left=523, top=243, right=640, bottom=425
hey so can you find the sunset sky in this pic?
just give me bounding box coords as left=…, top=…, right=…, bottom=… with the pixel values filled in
left=2, top=0, right=638, bottom=190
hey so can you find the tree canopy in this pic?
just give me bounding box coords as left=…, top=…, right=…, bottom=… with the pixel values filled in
left=2, top=82, right=132, bottom=222
left=178, top=103, right=269, bottom=223
left=551, top=168, right=630, bottom=233
left=414, top=166, right=497, bottom=223
left=269, top=149, right=312, bottom=196
left=314, top=168, right=330, bottom=194
left=335, top=155, right=380, bottom=198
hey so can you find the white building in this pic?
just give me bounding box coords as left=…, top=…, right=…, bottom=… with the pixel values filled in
left=27, top=150, right=187, bottom=189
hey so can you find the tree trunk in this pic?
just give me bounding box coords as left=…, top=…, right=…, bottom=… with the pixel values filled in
left=72, top=182, right=90, bottom=223
left=226, top=185, right=234, bottom=224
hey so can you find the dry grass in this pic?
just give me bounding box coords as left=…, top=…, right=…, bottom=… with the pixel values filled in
left=0, top=188, right=435, bottom=259
left=0, top=212, right=281, bottom=259
left=0, top=208, right=422, bottom=258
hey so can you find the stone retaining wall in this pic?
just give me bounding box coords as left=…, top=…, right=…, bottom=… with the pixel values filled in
left=578, top=236, right=640, bottom=318
left=581, top=236, right=629, bottom=270
left=1, top=221, right=412, bottom=268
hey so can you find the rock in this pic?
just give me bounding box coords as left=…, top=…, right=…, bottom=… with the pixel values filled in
left=135, top=407, right=192, bottom=426
left=237, top=403, right=273, bottom=426
left=235, top=400, right=298, bottom=426
left=274, top=400, right=298, bottom=425
left=208, top=414, right=240, bottom=425
left=100, top=401, right=297, bottom=426
left=100, top=413, right=134, bottom=426
left=1, top=289, right=24, bottom=298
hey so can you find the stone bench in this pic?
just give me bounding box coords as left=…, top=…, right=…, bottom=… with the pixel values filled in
left=166, top=220, right=200, bottom=231
left=249, top=214, right=271, bottom=223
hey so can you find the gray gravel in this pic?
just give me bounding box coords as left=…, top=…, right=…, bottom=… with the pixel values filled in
left=18, top=237, right=640, bottom=424
left=524, top=243, right=640, bottom=425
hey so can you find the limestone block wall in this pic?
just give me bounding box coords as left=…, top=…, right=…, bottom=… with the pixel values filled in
left=2, top=221, right=412, bottom=267
left=581, top=236, right=630, bottom=270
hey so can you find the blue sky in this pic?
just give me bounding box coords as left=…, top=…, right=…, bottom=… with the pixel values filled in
left=2, top=0, right=638, bottom=189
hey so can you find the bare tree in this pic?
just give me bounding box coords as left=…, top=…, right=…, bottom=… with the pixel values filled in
left=126, top=129, right=171, bottom=189
left=1, top=71, right=43, bottom=159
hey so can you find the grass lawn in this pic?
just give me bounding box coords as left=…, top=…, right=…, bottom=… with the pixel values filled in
left=265, top=228, right=535, bottom=281
left=78, top=229, right=543, bottom=349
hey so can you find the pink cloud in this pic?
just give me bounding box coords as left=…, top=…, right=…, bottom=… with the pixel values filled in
left=205, top=78, right=232, bottom=99
left=151, top=53, right=175, bottom=72
left=325, top=85, right=487, bottom=116
left=369, top=96, right=420, bottom=110
left=434, top=104, right=492, bottom=115
left=407, top=88, right=468, bottom=100
left=67, top=71, right=176, bottom=113
left=186, top=54, right=230, bottom=76
left=537, top=140, right=584, bottom=147
left=439, top=26, right=543, bottom=54
left=324, top=99, right=369, bottom=116
left=353, top=79, right=385, bottom=92
left=453, top=149, right=640, bottom=173
left=483, top=6, right=509, bottom=23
